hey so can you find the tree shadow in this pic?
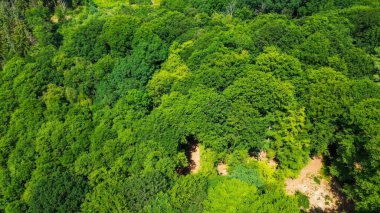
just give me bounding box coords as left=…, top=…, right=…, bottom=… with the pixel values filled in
left=330, top=179, right=355, bottom=213
left=176, top=135, right=198, bottom=175
left=309, top=207, right=325, bottom=213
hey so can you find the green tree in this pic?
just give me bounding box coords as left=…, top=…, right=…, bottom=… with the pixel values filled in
left=169, top=175, right=208, bottom=212
left=26, top=168, right=87, bottom=213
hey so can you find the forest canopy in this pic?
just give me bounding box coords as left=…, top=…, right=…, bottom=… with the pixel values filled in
left=0, top=0, right=379, bottom=212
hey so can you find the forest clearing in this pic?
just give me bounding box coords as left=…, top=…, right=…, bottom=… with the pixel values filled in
left=286, top=158, right=339, bottom=211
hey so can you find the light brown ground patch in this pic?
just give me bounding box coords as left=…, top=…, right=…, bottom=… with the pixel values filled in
left=190, top=145, right=200, bottom=174
left=217, top=163, right=228, bottom=176
left=254, top=151, right=278, bottom=169
left=354, top=162, right=363, bottom=172
left=285, top=158, right=339, bottom=212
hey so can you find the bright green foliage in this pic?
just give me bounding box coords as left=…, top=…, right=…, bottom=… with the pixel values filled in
left=294, top=32, right=331, bottom=66
left=99, top=15, right=140, bottom=56
left=93, top=0, right=129, bottom=7
left=350, top=78, right=380, bottom=102
left=341, top=6, right=380, bottom=53
left=83, top=171, right=170, bottom=212
left=230, top=165, right=264, bottom=187
left=63, top=17, right=107, bottom=61
left=224, top=71, right=295, bottom=115
left=256, top=46, right=303, bottom=80
left=251, top=15, right=304, bottom=53
left=300, top=68, right=352, bottom=154
left=295, top=191, right=310, bottom=209
left=147, top=53, right=190, bottom=105
left=143, top=192, right=175, bottom=213
left=204, top=178, right=259, bottom=212
left=0, top=1, right=379, bottom=212
left=204, top=178, right=299, bottom=213
left=272, top=108, right=310, bottom=170
left=344, top=47, right=376, bottom=78
left=25, top=6, right=54, bottom=46
left=169, top=175, right=208, bottom=212
left=223, top=70, right=296, bottom=152
left=330, top=99, right=380, bottom=212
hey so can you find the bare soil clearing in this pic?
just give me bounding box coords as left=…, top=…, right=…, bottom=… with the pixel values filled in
left=285, top=158, right=339, bottom=212
left=190, top=145, right=201, bottom=174
left=217, top=163, right=228, bottom=176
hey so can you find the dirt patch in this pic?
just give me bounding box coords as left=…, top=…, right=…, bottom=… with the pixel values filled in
left=354, top=162, right=363, bottom=172
left=285, top=157, right=339, bottom=212
left=252, top=151, right=278, bottom=169
left=176, top=136, right=201, bottom=175
left=267, top=159, right=278, bottom=168
left=257, top=151, right=268, bottom=160
left=217, top=163, right=228, bottom=176
left=190, top=145, right=200, bottom=174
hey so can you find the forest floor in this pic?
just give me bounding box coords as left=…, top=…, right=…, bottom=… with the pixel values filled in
left=285, top=158, right=339, bottom=212
left=190, top=145, right=201, bottom=174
